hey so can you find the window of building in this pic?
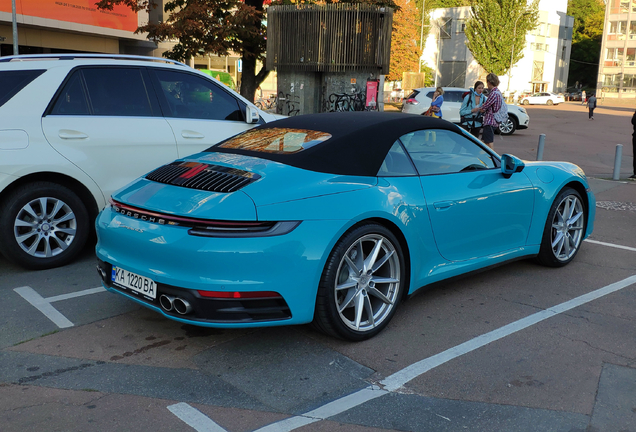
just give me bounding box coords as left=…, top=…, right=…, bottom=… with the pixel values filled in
left=603, top=74, right=620, bottom=90
left=623, top=74, right=636, bottom=88
left=605, top=48, right=624, bottom=66
left=439, top=18, right=452, bottom=39
left=532, top=61, right=544, bottom=82
left=627, top=48, right=636, bottom=66
left=630, top=21, right=636, bottom=39
left=456, top=19, right=466, bottom=33
left=609, top=21, right=628, bottom=40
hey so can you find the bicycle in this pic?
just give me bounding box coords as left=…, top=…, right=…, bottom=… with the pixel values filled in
left=255, top=94, right=277, bottom=111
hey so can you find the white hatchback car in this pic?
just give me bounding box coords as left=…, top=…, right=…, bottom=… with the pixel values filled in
left=520, top=92, right=565, bottom=106
left=402, top=87, right=530, bottom=135
left=0, top=54, right=283, bottom=270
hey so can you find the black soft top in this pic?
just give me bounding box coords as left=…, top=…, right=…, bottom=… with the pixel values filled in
left=209, top=112, right=462, bottom=176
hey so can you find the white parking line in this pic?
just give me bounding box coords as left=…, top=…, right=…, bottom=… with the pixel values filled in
left=167, top=403, right=228, bottom=432
left=585, top=239, right=636, bottom=252
left=13, top=286, right=106, bottom=328
left=254, top=386, right=388, bottom=432
left=249, top=274, right=636, bottom=432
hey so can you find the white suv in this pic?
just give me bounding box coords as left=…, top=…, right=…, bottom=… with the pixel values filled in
left=402, top=87, right=530, bottom=135
left=0, top=54, right=283, bottom=270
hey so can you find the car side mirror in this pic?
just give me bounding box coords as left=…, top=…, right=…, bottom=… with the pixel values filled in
left=246, top=105, right=260, bottom=124
left=501, top=154, right=525, bottom=178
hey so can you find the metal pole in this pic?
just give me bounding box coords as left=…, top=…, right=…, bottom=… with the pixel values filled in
left=379, top=75, right=385, bottom=112
left=537, top=134, right=545, bottom=161
left=11, top=0, right=18, bottom=55
left=613, top=144, right=623, bottom=180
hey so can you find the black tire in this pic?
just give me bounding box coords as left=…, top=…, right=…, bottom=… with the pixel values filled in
left=312, top=223, right=405, bottom=341
left=0, top=182, right=90, bottom=270
left=536, top=188, right=586, bottom=267
left=499, top=116, right=518, bottom=135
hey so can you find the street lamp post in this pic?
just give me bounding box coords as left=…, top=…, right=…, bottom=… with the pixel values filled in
left=12, top=0, right=18, bottom=55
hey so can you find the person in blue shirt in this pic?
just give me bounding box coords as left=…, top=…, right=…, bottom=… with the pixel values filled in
left=459, top=81, right=486, bottom=138
left=429, top=87, right=444, bottom=118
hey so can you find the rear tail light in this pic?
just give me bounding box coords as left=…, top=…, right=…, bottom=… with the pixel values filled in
left=109, top=199, right=300, bottom=238
left=197, top=290, right=282, bottom=299
left=405, top=98, right=419, bottom=105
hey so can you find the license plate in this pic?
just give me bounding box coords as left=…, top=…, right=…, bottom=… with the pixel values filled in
left=112, top=266, right=157, bottom=300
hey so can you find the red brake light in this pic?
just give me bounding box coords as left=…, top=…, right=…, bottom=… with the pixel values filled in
left=405, top=98, right=419, bottom=104
left=197, top=290, right=282, bottom=299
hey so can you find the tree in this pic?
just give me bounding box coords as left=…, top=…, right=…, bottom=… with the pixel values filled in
left=567, top=0, right=605, bottom=88
left=464, top=0, right=539, bottom=76
left=96, top=0, right=270, bottom=102
left=388, top=0, right=421, bottom=81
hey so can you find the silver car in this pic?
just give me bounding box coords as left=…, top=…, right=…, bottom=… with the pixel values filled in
left=402, top=87, right=530, bottom=135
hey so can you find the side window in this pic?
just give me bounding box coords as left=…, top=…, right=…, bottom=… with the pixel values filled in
left=400, top=129, right=496, bottom=176
left=445, top=91, right=458, bottom=102
left=152, top=70, right=243, bottom=121
left=0, top=70, right=45, bottom=108
left=377, top=141, right=417, bottom=177
left=50, top=72, right=89, bottom=115
left=82, top=68, right=153, bottom=116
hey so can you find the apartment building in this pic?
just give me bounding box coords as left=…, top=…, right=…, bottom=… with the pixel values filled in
left=597, top=0, right=636, bottom=100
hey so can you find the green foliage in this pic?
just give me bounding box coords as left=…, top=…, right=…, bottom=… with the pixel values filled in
left=465, top=0, right=539, bottom=76
left=568, top=0, right=605, bottom=42
left=420, top=61, right=436, bottom=86
left=567, top=0, right=605, bottom=88
left=388, top=0, right=421, bottom=81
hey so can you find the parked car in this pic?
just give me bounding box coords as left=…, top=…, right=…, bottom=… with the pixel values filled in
left=566, top=92, right=582, bottom=101
left=95, top=112, right=595, bottom=341
left=0, top=54, right=283, bottom=270
left=402, top=87, right=529, bottom=135
left=520, top=92, right=565, bottom=105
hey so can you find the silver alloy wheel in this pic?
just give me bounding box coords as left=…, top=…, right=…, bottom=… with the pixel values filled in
left=499, top=117, right=513, bottom=134
left=550, top=194, right=584, bottom=261
left=334, top=233, right=401, bottom=332
left=13, top=196, right=77, bottom=258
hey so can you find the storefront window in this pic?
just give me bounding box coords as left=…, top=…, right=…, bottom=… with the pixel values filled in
left=623, top=74, right=636, bottom=87
left=603, top=74, right=620, bottom=91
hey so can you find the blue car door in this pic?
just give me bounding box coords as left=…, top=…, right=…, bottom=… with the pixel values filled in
left=401, top=129, right=535, bottom=262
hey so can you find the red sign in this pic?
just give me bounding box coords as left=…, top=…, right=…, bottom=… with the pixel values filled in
left=366, top=80, right=379, bottom=108
left=0, top=0, right=139, bottom=32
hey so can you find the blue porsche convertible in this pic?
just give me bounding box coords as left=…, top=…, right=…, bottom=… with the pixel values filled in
left=96, top=112, right=595, bottom=341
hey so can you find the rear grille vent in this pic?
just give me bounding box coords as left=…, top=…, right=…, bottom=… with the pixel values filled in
left=146, top=162, right=260, bottom=193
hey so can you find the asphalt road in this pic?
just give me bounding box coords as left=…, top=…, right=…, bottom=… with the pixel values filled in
left=1, top=103, right=636, bottom=432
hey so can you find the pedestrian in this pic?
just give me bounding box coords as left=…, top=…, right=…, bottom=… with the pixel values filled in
left=581, top=90, right=586, bottom=105
left=459, top=80, right=486, bottom=138
left=587, top=93, right=597, bottom=120
left=479, top=73, right=503, bottom=150
left=631, top=109, right=636, bottom=179
left=427, top=87, right=444, bottom=118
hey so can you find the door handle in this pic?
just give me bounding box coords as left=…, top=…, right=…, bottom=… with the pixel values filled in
left=433, top=201, right=455, bottom=210
left=181, top=130, right=205, bottom=139
left=58, top=130, right=88, bottom=139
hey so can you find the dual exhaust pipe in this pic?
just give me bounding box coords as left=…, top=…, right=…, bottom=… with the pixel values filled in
left=159, top=295, right=193, bottom=315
